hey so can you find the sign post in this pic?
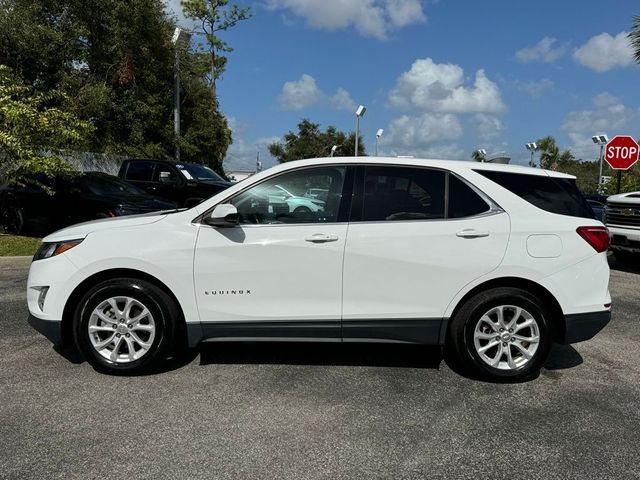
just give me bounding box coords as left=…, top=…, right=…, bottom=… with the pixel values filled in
left=604, top=135, right=640, bottom=193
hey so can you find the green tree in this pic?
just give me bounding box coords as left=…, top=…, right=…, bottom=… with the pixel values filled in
left=268, top=119, right=366, bottom=163
left=0, top=0, right=232, bottom=175
left=471, top=150, right=486, bottom=162
left=536, top=136, right=575, bottom=170
left=181, top=0, right=252, bottom=99
left=0, top=65, right=92, bottom=186
left=630, top=15, right=640, bottom=63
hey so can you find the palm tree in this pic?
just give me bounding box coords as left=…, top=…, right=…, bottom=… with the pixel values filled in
left=630, top=15, right=640, bottom=63
left=471, top=150, right=486, bottom=162
left=536, top=136, right=574, bottom=171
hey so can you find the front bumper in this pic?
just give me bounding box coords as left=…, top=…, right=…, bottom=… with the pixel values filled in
left=560, top=310, right=611, bottom=345
left=28, top=314, right=62, bottom=345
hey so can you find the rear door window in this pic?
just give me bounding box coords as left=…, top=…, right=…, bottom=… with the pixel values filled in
left=476, top=170, right=594, bottom=219
left=362, top=166, right=446, bottom=221
left=448, top=175, right=491, bottom=218
left=125, top=161, right=155, bottom=182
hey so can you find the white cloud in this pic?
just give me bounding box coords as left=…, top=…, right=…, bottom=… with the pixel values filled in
left=474, top=114, right=503, bottom=141
left=330, top=87, right=357, bottom=111
left=561, top=92, right=640, bottom=160
left=265, top=0, right=426, bottom=40
left=380, top=112, right=464, bottom=159
left=573, top=32, right=634, bottom=72
left=518, top=78, right=554, bottom=100
left=388, top=58, right=506, bottom=114
left=277, top=74, right=358, bottom=112
left=277, top=74, right=324, bottom=110
left=516, top=37, right=568, bottom=63
left=224, top=118, right=280, bottom=172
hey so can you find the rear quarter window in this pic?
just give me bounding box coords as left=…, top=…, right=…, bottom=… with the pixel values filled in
left=475, top=170, right=595, bottom=219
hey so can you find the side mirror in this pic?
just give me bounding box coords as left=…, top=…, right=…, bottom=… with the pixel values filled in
left=204, top=204, right=239, bottom=228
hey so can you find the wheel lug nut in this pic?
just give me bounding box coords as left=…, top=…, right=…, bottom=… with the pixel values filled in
left=510, top=337, right=515, bottom=342
left=127, top=324, right=132, bottom=329
left=502, top=342, right=507, bottom=347
left=112, top=325, right=117, bottom=329
left=125, top=333, right=130, bottom=337
left=509, top=329, right=513, bottom=333
left=495, top=336, right=500, bottom=341
left=499, top=328, right=504, bottom=332
left=116, top=333, right=121, bottom=337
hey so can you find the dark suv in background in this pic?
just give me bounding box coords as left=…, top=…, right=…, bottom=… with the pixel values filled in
left=118, top=159, right=233, bottom=207
left=0, top=172, right=176, bottom=236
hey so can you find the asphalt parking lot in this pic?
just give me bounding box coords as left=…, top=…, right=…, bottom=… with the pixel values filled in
left=1, top=257, right=639, bottom=480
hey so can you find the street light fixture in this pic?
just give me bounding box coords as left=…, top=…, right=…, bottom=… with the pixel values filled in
left=592, top=134, right=609, bottom=192
left=172, top=27, right=192, bottom=161
left=355, top=105, right=366, bottom=157
left=375, top=128, right=384, bottom=156
left=525, top=142, right=537, bottom=167
left=330, top=145, right=339, bottom=157
left=477, top=149, right=487, bottom=162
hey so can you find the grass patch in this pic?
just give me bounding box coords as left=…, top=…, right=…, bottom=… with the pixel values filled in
left=0, top=235, right=41, bottom=257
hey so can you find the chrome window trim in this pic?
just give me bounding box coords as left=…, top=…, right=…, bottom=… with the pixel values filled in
left=194, top=162, right=504, bottom=227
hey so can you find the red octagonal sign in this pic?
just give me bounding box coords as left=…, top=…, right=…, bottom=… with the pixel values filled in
left=605, top=135, right=639, bottom=170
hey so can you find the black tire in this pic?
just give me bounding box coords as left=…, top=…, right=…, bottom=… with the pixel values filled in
left=73, top=278, right=178, bottom=374
left=447, top=287, right=553, bottom=382
left=1, top=204, right=24, bottom=235
left=294, top=206, right=312, bottom=214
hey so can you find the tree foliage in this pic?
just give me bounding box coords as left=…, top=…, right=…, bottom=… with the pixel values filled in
left=182, top=0, right=252, bottom=98
left=630, top=15, right=640, bottom=64
left=268, top=119, right=366, bottom=163
left=0, top=0, right=235, bottom=175
left=0, top=65, right=92, bottom=186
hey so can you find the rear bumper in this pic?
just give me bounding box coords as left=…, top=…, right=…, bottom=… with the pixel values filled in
left=608, top=226, right=640, bottom=253
left=560, top=310, right=611, bottom=345
left=28, top=314, right=62, bottom=345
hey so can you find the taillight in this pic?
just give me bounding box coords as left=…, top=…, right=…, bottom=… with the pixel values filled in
left=576, top=226, right=610, bottom=253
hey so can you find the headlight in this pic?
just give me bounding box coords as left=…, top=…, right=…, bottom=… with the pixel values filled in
left=33, top=239, right=84, bottom=261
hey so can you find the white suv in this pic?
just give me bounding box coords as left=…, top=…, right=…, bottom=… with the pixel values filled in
left=27, top=158, right=611, bottom=381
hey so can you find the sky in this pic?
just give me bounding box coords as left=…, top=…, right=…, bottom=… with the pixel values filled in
left=164, top=0, right=640, bottom=171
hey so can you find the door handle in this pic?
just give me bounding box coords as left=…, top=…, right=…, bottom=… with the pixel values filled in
left=305, top=233, right=339, bottom=243
left=456, top=229, right=490, bottom=238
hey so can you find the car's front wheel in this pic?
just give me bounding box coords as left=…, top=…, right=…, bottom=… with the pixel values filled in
left=447, top=287, right=553, bottom=382
left=74, top=278, right=178, bottom=374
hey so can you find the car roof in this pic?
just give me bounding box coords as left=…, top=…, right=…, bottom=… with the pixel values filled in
left=269, top=156, right=575, bottom=179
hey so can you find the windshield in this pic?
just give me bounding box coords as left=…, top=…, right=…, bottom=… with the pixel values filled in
left=179, top=163, right=225, bottom=182
left=78, top=175, right=146, bottom=196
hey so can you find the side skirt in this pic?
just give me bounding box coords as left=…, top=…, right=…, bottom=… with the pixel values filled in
left=187, top=318, right=447, bottom=347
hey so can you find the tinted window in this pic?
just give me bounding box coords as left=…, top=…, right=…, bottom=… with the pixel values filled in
left=75, top=175, right=146, bottom=196
left=179, top=163, right=224, bottom=182
left=448, top=175, right=490, bottom=218
left=362, top=167, right=445, bottom=221
left=125, top=161, right=155, bottom=182
left=153, top=164, right=178, bottom=183
left=476, top=170, right=594, bottom=219
left=230, top=167, right=346, bottom=224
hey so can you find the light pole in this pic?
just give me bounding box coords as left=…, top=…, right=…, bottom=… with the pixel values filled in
left=525, top=142, right=537, bottom=167
left=172, top=27, right=192, bottom=161
left=375, top=128, right=384, bottom=156
left=592, top=134, right=609, bottom=193
left=355, top=105, right=366, bottom=157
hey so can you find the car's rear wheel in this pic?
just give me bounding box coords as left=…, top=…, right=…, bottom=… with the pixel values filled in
left=74, top=278, right=178, bottom=374
left=448, top=287, right=553, bottom=382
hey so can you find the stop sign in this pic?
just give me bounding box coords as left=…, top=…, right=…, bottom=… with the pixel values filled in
left=605, top=135, right=639, bottom=170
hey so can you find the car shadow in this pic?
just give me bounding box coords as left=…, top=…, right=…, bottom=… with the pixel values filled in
left=608, top=255, right=640, bottom=274
left=544, top=344, right=583, bottom=371
left=198, top=342, right=444, bottom=369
